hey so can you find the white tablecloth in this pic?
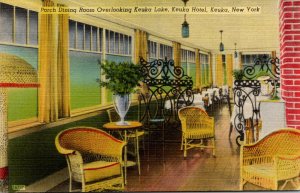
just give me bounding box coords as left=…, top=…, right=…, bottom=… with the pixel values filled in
left=164, top=93, right=205, bottom=110
left=259, top=100, right=286, bottom=140
left=222, top=85, right=229, bottom=96
left=193, top=93, right=205, bottom=107
left=213, top=88, right=220, bottom=99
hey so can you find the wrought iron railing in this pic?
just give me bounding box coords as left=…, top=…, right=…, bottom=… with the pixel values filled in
left=233, top=56, right=280, bottom=145
left=138, top=57, right=194, bottom=126
left=243, top=55, right=280, bottom=80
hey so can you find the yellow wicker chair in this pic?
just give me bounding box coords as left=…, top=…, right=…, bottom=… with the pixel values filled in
left=178, top=106, right=215, bottom=158
left=240, top=128, right=300, bottom=190
left=55, top=127, right=126, bottom=192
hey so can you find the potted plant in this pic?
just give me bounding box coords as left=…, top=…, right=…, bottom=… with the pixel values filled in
left=99, top=61, right=143, bottom=125
left=233, top=69, right=244, bottom=81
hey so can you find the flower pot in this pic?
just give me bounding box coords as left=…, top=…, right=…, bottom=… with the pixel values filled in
left=113, top=94, right=131, bottom=125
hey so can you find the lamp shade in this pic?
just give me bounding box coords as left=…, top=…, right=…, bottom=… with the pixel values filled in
left=0, top=53, right=39, bottom=88
left=219, top=30, right=224, bottom=52
left=182, top=20, right=189, bottom=38
left=234, top=43, right=237, bottom=58
left=219, top=42, right=224, bottom=52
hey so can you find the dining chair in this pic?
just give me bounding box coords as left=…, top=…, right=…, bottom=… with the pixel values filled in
left=178, top=106, right=215, bottom=158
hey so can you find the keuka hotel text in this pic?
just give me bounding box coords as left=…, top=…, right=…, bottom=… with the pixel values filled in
left=40, top=6, right=261, bottom=14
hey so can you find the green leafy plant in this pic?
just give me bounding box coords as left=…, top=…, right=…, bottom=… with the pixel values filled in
left=233, top=69, right=244, bottom=80
left=98, top=61, right=144, bottom=95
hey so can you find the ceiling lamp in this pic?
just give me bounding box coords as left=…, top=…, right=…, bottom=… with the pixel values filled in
left=182, top=0, right=189, bottom=6
left=181, top=0, right=189, bottom=38
left=219, top=30, right=224, bottom=52
left=234, top=43, right=238, bottom=58
left=182, top=14, right=189, bottom=38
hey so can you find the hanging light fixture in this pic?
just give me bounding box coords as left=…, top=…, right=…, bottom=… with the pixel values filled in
left=182, top=0, right=189, bottom=6
left=234, top=43, right=238, bottom=58
left=219, top=30, right=224, bottom=52
left=182, top=14, right=189, bottom=38
left=181, top=0, right=189, bottom=38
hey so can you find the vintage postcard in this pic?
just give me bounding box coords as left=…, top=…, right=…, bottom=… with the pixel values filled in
left=0, top=0, right=299, bottom=192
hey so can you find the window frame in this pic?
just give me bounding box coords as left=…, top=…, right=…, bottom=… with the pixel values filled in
left=0, top=2, right=38, bottom=48
left=105, top=29, right=132, bottom=57
left=69, top=19, right=103, bottom=54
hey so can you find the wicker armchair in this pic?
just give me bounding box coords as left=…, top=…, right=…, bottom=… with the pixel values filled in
left=55, top=127, right=126, bottom=192
left=240, top=128, right=300, bottom=190
left=178, top=106, right=215, bottom=158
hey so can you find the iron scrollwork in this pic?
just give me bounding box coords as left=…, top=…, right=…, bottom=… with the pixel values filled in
left=139, top=57, right=194, bottom=126
left=243, top=55, right=280, bottom=80
left=233, top=80, right=261, bottom=145
left=233, top=56, right=280, bottom=145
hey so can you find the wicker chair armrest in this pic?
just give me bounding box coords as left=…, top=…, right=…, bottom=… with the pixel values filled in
left=277, top=155, right=300, bottom=170
left=199, top=117, right=214, bottom=130
left=180, top=117, right=187, bottom=132
left=194, top=116, right=213, bottom=122
left=277, top=154, right=300, bottom=161
left=99, top=141, right=127, bottom=159
left=189, top=116, right=214, bottom=125
left=181, top=116, right=214, bottom=129
left=242, top=143, right=267, bottom=158
left=55, top=135, right=76, bottom=155
left=242, top=155, right=275, bottom=166
left=276, top=155, right=300, bottom=180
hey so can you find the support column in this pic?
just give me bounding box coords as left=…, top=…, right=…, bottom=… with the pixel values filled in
left=226, top=54, right=233, bottom=87
left=212, top=54, right=216, bottom=86
left=209, top=52, right=213, bottom=85
left=0, top=88, right=8, bottom=193
left=216, top=54, right=223, bottom=87
left=280, top=0, right=300, bottom=129
left=195, top=49, right=201, bottom=89
left=101, top=29, right=108, bottom=105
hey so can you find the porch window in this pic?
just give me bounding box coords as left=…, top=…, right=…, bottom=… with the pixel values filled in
left=0, top=3, right=38, bottom=122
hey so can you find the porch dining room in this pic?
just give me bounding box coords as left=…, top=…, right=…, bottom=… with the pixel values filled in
left=0, top=0, right=300, bottom=192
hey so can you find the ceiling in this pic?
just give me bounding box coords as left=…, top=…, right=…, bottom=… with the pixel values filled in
left=58, top=0, right=280, bottom=54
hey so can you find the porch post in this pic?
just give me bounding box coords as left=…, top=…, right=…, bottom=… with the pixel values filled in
left=280, top=0, right=300, bottom=129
